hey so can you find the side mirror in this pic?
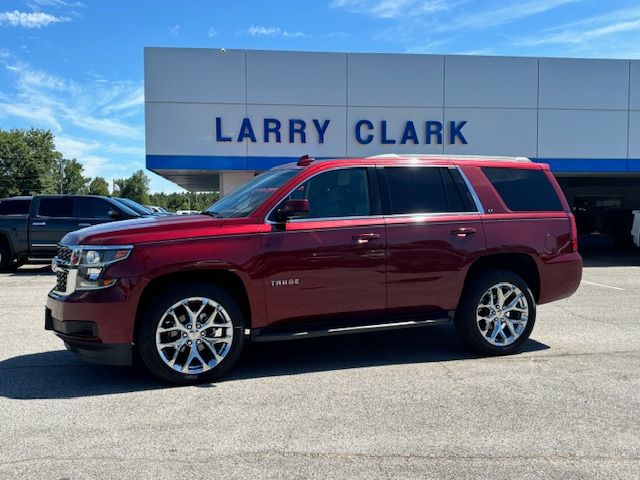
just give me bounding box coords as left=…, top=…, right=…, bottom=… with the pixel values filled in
left=275, top=199, right=310, bottom=222
left=108, top=209, right=121, bottom=219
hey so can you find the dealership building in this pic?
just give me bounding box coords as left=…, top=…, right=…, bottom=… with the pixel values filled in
left=144, top=47, right=640, bottom=242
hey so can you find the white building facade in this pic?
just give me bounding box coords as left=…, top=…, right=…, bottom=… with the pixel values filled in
left=144, top=47, right=640, bottom=242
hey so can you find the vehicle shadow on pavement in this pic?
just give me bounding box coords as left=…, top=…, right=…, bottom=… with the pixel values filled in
left=0, top=351, right=165, bottom=400
left=228, top=324, right=549, bottom=382
left=0, top=325, right=549, bottom=399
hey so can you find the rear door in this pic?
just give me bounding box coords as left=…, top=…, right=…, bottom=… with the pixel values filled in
left=29, top=197, right=76, bottom=256
left=380, top=166, right=486, bottom=315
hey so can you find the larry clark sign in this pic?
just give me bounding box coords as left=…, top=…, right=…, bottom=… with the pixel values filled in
left=214, top=117, right=468, bottom=145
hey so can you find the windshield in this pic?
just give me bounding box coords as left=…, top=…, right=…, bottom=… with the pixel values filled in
left=114, top=198, right=153, bottom=215
left=205, top=169, right=299, bottom=218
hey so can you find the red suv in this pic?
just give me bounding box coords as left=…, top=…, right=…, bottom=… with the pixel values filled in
left=46, top=155, right=582, bottom=384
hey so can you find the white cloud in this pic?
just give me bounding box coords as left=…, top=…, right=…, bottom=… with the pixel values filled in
left=331, top=0, right=455, bottom=19
left=431, top=0, right=582, bottom=33
left=243, top=25, right=309, bottom=38
left=514, top=5, right=640, bottom=49
left=207, top=27, right=217, bottom=37
left=247, top=25, right=280, bottom=36
left=169, top=24, right=180, bottom=36
left=0, top=10, right=69, bottom=28
left=0, top=56, right=143, bottom=140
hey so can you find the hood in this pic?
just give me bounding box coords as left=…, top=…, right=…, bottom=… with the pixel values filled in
left=61, top=214, right=247, bottom=246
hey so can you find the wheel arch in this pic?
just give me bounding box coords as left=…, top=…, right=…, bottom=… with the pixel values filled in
left=462, top=253, right=541, bottom=303
left=134, top=269, right=252, bottom=343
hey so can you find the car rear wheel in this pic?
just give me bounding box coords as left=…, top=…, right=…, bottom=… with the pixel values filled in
left=138, top=282, right=245, bottom=385
left=454, top=270, right=536, bottom=355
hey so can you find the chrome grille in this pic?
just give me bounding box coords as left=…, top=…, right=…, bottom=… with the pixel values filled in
left=57, top=245, right=72, bottom=264
left=55, top=271, right=68, bottom=292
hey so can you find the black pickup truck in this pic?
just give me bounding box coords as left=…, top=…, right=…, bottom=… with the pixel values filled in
left=0, top=195, right=142, bottom=270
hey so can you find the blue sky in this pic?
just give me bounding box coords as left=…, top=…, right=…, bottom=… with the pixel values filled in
left=1, top=0, right=640, bottom=192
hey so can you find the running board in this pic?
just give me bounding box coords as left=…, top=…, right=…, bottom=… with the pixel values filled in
left=252, top=316, right=451, bottom=342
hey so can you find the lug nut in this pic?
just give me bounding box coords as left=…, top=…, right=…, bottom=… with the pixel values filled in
left=197, top=339, right=202, bottom=344
left=182, top=332, right=187, bottom=337
left=196, top=323, right=201, bottom=329
left=187, top=340, right=192, bottom=346
left=186, top=324, right=192, bottom=329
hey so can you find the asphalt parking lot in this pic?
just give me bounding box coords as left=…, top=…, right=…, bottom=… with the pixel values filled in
left=0, top=250, right=639, bottom=479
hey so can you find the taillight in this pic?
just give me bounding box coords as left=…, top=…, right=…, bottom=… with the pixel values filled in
left=569, top=213, right=578, bottom=252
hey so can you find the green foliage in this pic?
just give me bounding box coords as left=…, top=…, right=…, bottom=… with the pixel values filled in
left=0, top=129, right=219, bottom=209
left=61, top=159, right=90, bottom=194
left=113, top=170, right=150, bottom=204
left=147, top=191, right=219, bottom=212
left=0, top=128, right=63, bottom=197
left=88, top=176, right=110, bottom=196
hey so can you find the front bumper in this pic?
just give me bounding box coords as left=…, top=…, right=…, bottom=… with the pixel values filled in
left=45, top=306, right=133, bottom=366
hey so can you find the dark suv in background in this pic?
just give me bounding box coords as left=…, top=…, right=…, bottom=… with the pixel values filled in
left=46, top=155, right=582, bottom=384
left=0, top=195, right=142, bottom=270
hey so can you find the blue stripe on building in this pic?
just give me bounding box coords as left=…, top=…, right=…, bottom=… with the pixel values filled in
left=146, top=155, right=640, bottom=173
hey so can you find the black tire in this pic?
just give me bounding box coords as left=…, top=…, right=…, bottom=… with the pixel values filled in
left=137, top=282, right=245, bottom=385
left=0, top=242, right=12, bottom=272
left=454, top=270, right=536, bottom=356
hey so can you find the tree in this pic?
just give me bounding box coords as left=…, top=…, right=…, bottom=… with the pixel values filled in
left=0, top=128, right=62, bottom=197
left=88, top=177, right=110, bottom=196
left=114, top=170, right=150, bottom=204
left=60, top=159, right=89, bottom=194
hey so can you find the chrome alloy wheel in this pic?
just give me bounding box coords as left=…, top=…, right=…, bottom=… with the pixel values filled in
left=476, top=282, right=529, bottom=346
left=155, top=297, right=234, bottom=374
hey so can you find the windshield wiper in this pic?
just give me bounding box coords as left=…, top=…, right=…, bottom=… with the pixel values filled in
left=202, top=211, right=223, bottom=218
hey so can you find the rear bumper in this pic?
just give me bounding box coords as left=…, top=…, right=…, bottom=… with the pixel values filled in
left=538, top=252, right=583, bottom=304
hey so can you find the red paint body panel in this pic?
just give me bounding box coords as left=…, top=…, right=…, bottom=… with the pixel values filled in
left=46, top=156, right=582, bottom=358
left=384, top=214, right=486, bottom=312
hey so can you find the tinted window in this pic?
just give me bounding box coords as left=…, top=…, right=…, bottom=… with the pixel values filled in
left=482, top=167, right=563, bottom=212
left=75, top=198, right=116, bottom=218
left=448, top=169, right=478, bottom=212
left=385, top=167, right=451, bottom=214
left=288, top=168, right=371, bottom=219
left=38, top=197, right=73, bottom=217
left=0, top=199, right=31, bottom=215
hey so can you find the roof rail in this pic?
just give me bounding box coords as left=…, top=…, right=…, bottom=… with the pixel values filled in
left=365, top=153, right=532, bottom=163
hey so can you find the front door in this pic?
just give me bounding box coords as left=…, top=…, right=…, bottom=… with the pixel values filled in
left=260, top=167, right=386, bottom=326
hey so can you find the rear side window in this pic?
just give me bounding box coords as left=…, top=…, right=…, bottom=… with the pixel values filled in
left=0, top=199, right=30, bottom=215
left=482, top=167, right=563, bottom=212
left=384, top=167, right=476, bottom=214
left=38, top=197, right=73, bottom=217
left=75, top=198, right=116, bottom=218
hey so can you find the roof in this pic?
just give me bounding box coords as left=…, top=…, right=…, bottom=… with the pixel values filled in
left=278, top=154, right=542, bottom=171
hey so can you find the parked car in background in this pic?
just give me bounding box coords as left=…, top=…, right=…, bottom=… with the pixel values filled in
left=145, top=205, right=169, bottom=214
left=46, top=155, right=582, bottom=385
left=112, top=198, right=174, bottom=217
left=0, top=195, right=141, bottom=270
left=175, top=209, right=200, bottom=215
left=632, top=210, right=640, bottom=248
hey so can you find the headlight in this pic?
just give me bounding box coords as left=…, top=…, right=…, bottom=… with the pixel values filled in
left=70, top=245, right=133, bottom=290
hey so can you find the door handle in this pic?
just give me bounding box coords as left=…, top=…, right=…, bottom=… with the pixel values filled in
left=451, top=227, right=477, bottom=237
left=78, top=223, right=91, bottom=227
left=352, top=233, right=381, bottom=244
left=32, top=222, right=46, bottom=226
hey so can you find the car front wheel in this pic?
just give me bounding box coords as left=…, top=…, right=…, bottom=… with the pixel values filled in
left=454, top=270, right=536, bottom=355
left=138, top=282, right=245, bottom=385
